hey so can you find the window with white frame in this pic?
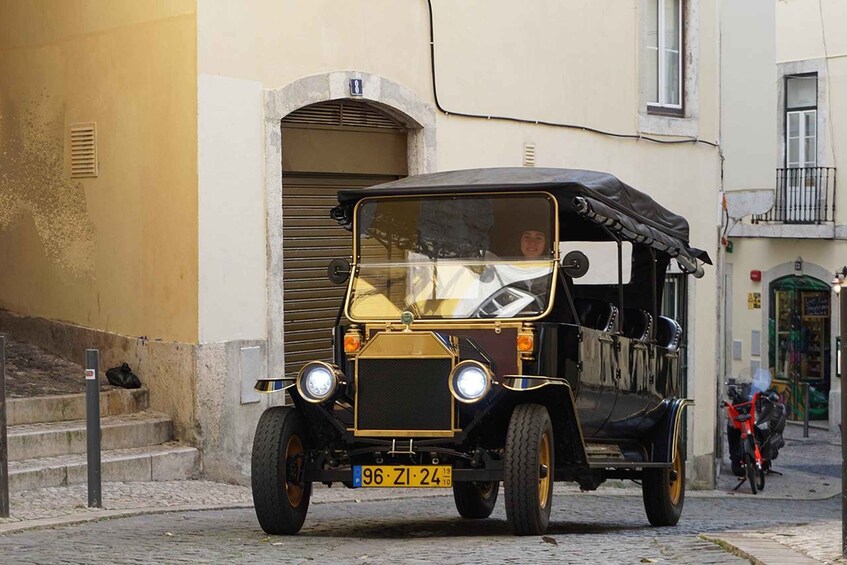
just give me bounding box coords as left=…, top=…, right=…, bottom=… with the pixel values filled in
left=646, top=0, right=682, bottom=112
left=785, top=75, right=817, bottom=169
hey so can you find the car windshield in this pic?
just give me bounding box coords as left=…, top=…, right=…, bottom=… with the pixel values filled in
left=348, top=193, right=556, bottom=320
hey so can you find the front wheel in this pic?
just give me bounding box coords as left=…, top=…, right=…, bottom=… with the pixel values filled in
left=742, top=436, right=760, bottom=495
left=504, top=404, right=554, bottom=535
left=453, top=481, right=499, bottom=519
left=642, top=440, right=685, bottom=526
left=744, top=454, right=758, bottom=495
left=251, top=406, right=312, bottom=534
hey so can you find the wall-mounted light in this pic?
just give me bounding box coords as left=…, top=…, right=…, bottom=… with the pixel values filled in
left=832, top=266, right=847, bottom=294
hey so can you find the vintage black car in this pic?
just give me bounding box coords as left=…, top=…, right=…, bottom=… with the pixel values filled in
left=251, top=168, right=710, bottom=536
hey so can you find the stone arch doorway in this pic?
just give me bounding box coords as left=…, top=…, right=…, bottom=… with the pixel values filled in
left=263, top=72, right=437, bottom=378
left=279, top=99, right=409, bottom=377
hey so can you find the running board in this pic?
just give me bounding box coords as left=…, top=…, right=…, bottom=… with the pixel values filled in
left=588, top=461, right=673, bottom=469
left=585, top=442, right=671, bottom=469
left=585, top=443, right=625, bottom=460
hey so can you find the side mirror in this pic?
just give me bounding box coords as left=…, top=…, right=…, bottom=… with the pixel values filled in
left=561, top=251, right=589, bottom=279
left=327, top=258, right=351, bottom=285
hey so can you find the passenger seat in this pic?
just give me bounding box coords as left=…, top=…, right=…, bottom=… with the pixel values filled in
left=574, top=299, right=618, bottom=333
left=655, top=316, right=683, bottom=352
left=622, top=308, right=653, bottom=341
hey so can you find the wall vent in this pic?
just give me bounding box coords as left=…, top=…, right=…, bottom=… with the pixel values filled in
left=282, top=100, right=405, bottom=130
left=70, top=122, right=98, bottom=178
left=523, top=143, right=536, bottom=167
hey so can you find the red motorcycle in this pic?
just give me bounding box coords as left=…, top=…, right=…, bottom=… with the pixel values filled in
left=722, top=385, right=786, bottom=494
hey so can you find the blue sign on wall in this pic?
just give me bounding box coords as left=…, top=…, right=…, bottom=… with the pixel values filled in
left=350, top=78, right=363, bottom=96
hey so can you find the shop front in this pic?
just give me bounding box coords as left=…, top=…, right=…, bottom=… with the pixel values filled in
left=769, top=275, right=831, bottom=420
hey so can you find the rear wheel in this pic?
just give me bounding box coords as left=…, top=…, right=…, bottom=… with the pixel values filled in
left=504, top=404, right=554, bottom=535
left=642, top=439, right=685, bottom=526
left=453, top=481, right=499, bottom=519
left=251, top=406, right=312, bottom=534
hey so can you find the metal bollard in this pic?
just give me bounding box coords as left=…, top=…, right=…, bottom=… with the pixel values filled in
left=803, top=382, right=810, bottom=439
left=85, top=349, right=102, bottom=508
left=0, top=336, right=9, bottom=517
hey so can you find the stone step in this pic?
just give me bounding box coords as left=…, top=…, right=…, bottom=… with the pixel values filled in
left=8, top=411, right=172, bottom=461
left=7, top=388, right=149, bottom=426
left=8, top=444, right=201, bottom=492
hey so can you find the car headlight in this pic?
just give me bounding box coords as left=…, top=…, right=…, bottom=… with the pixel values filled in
left=296, top=361, right=343, bottom=403
left=449, top=360, right=492, bottom=404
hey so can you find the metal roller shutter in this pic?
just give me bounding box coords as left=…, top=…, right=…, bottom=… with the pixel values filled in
left=280, top=99, right=408, bottom=378
left=281, top=174, right=397, bottom=378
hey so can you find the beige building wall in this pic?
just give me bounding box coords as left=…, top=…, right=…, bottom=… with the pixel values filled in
left=728, top=240, right=839, bottom=379
left=0, top=0, right=199, bottom=435
left=195, top=0, right=733, bottom=487
left=0, top=0, right=199, bottom=343
left=724, top=0, right=847, bottom=431
left=720, top=0, right=776, bottom=191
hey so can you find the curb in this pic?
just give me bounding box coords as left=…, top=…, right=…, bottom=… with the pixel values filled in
left=0, top=490, right=456, bottom=535
left=0, top=503, right=254, bottom=535
left=700, top=533, right=821, bottom=565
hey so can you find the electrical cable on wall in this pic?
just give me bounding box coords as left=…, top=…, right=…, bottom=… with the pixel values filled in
left=425, top=0, right=719, bottom=149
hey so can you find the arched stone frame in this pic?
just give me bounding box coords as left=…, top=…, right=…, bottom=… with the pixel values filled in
left=263, top=71, right=437, bottom=376
left=760, top=261, right=838, bottom=425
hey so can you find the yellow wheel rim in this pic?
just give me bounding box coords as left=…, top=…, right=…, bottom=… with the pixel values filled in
left=669, top=446, right=683, bottom=505
left=285, top=434, right=304, bottom=508
left=538, top=431, right=551, bottom=509
left=478, top=482, right=495, bottom=499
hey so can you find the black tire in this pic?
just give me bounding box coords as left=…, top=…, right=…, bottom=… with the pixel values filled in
left=756, top=466, right=765, bottom=492
left=744, top=455, right=758, bottom=495
left=251, top=406, right=312, bottom=534
left=504, top=404, right=554, bottom=535
left=642, top=440, right=685, bottom=526
left=453, top=481, right=500, bottom=519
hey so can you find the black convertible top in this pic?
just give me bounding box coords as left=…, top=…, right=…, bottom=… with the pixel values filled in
left=334, top=168, right=711, bottom=268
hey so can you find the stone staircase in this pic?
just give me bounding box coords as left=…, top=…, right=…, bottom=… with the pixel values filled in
left=6, top=387, right=200, bottom=491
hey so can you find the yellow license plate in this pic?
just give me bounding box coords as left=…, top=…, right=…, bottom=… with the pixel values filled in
left=353, top=465, right=452, bottom=488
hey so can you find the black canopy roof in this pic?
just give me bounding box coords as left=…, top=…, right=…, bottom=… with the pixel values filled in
left=334, top=168, right=711, bottom=269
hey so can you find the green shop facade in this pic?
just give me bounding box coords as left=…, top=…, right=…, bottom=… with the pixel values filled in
left=768, top=273, right=832, bottom=421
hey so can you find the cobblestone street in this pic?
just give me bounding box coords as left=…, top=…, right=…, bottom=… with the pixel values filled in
left=0, top=489, right=839, bottom=564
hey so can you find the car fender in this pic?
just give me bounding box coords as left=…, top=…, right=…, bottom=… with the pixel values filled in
left=495, top=376, right=588, bottom=467
left=646, top=397, right=694, bottom=463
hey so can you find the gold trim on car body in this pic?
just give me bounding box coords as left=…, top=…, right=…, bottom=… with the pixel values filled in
left=353, top=331, right=457, bottom=437
left=501, top=375, right=589, bottom=459
left=448, top=359, right=494, bottom=403
left=343, top=190, right=560, bottom=324
left=352, top=322, right=526, bottom=379
left=670, top=398, right=694, bottom=461
left=295, top=360, right=344, bottom=404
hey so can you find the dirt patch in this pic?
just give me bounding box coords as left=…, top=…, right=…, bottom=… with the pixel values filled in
left=1, top=334, right=118, bottom=397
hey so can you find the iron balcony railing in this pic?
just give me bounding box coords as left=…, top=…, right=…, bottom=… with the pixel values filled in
left=752, top=167, right=837, bottom=224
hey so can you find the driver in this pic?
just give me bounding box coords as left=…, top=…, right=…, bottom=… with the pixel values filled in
left=520, top=229, right=547, bottom=258
left=516, top=226, right=571, bottom=322
left=515, top=228, right=551, bottom=298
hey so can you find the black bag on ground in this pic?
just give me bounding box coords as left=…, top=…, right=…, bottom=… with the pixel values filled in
left=105, top=363, right=142, bottom=389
